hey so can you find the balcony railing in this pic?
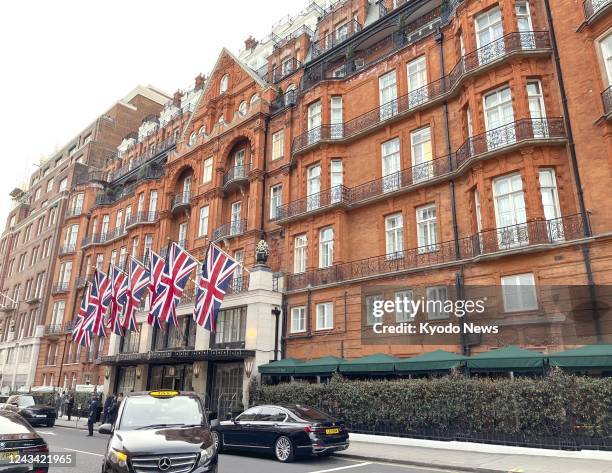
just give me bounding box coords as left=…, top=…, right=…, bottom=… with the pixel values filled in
left=81, top=227, right=127, bottom=247
left=59, top=243, right=77, bottom=255
left=271, top=89, right=298, bottom=114
left=602, top=85, right=612, bottom=116
left=223, top=164, right=251, bottom=188
left=43, top=323, right=72, bottom=337
left=65, top=206, right=83, bottom=218
left=95, top=183, right=137, bottom=206
left=109, top=136, right=175, bottom=182
left=227, top=275, right=249, bottom=295
left=274, top=25, right=314, bottom=51
left=75, top=276, right=93, bottom=288
left=276, top=118, right=565, bottom=223
left=294, top=31, right=551, bottom=154
left=171, top=192, right=191, bottom=212
left=125, top=211, right=159, bottom=228
left=272, top=58, right=302, bottom=83
left=584, top=0, right=611, bottom=20
left=286, top=214, right=586, bottom=291
left=212, top=219, right=247, bottom=242
left=51, top=282, right=69, bottom=295
left=311, top=20, right=362, bottom=59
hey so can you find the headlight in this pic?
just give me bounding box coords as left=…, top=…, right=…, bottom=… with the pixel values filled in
left=109, top=448, right=128, bottom=468
left=198, top=444, right=216, bottom=466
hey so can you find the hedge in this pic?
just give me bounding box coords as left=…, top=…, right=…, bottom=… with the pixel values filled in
left=250, top=370, right=612, bottom=443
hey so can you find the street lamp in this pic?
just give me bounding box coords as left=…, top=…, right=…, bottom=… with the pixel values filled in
left=244, top=359, right=254, bottom=378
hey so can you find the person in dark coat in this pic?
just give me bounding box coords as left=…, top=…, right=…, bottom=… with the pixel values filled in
left=101, top=393, right=115, bottom=424
left=86, top=393, right=100, bottom=437
left=108, top=393, right=123, bottom=425
left=66, top=393, right=75, bottom=421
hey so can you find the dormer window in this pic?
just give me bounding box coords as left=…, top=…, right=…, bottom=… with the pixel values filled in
left=198, top=126, right=206, bottom=135
left=250, top=94, right=260, bottom=106
left=238, top=101, right=247, bottom=116
left=188, top=132, right=197, bottom=147
left=220, top=74, right=229, bottom=94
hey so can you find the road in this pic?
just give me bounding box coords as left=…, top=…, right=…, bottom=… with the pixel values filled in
left=37, top=426, right=456, bottom=473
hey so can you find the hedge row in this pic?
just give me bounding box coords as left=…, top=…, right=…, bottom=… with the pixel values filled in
left=250, top=370, right=612, bottom=438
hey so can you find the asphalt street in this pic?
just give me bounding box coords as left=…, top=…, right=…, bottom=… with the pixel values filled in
left=36, top=426, right=457, bottom=473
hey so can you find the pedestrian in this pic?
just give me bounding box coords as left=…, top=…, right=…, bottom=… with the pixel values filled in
left=108, top=393, right=123, bottom=425
left=101, top=393, right=115, bottom=424
left=66, top=392, right=74, bottom=421
left=53, top=391, right=61, bottom=416
left=59, top=391, right=66, bottom=418
left=86, top=393, right=100, bottom=437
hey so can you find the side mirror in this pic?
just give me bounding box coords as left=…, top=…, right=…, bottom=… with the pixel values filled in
left=98, top=423, right=113, bottom=435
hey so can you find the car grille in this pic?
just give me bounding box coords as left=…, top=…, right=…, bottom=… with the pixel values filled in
left=130, top=453, right=198, bottom=473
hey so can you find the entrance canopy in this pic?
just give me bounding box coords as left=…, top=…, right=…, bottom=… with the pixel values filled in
left=549, top=344, right=612, bottom=371
left=466, top=346, right=545, bottom=372
left=339, top=353, right=398, bottom=375
left=258, top=358, right=303, bottom=375
left=395, top=350, right=466, bottom=374
left=293, top=356, right=344, bottom=375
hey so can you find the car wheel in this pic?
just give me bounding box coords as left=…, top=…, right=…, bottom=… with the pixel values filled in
left=274, top=436, right=294, bottom=463
left=46, top=420, right=55, bottom=427
left=212, top=431, right=223, bottom=453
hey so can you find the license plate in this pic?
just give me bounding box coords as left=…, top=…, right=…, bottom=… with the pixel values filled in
left=0, top=450, right=18, bottom=461
left=325, top=427, right=340, bottom=435
left=34, top=414, right=46, bottom=418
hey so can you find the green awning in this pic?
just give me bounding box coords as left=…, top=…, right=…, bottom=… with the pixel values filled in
left=395, top=350, right=466, bottom=373
left=466, top=346, right=545, bottom=372
left=339, top=353, right=399, bottom=375
left=549, top=344, right=612, bottom=370
left=259, top=358, right=303, bottom=375
left=293, top=356, right=344, bottom=375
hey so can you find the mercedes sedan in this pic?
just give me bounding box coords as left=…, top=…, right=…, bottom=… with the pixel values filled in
left=211, top=404, right=349, bottom=462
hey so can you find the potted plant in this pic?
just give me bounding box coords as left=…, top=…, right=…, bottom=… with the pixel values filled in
left=255, top=239, right=269, bottom=265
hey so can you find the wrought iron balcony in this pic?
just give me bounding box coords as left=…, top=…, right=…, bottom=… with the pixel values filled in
left=51, top=282, right=69, bottom=295
left=294, top=31, right=551, bottom=154
left=272, top=58, right=302, bottom=83
left=584, top=0, right=612, bottom=21
left=279, top=118, right=565, bottom=224
left=171, top=192, right=191, bottom=213
left=274, top=25, right=314, bottom=51
left=271, top=89, right=298, bottom=114
left=65, top=206, right=83, bottom=218
left=125, top=211, right=159, bottom=228
left=212, top=219, right=247, bottom=242
left=286, top=214, right=586, bottom=291
left=602, top=85, right=612, bottom=117
left=81, top=227, right=127, bottom=247
left=223, top=164, right=251, bottom=190
left=109, top=136, right=175, bottom=182
left=311, top=20, right=362, bottom=59
left=59, top=243, right=77, bottom=255
left=43, top=322, right=74, bottom=338
left=95, top=182, right=137, bottom=206
left=227, top=275, right=249, bottom=295
left=75, top=276, right=93, bottom=289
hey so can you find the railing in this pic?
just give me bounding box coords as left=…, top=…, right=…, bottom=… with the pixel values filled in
left=271, top=89, right=298, bottom=113
left=172, top=192, right=191, bottom=211
left=109, top=136, right=175, bottom=182
left=294, top=31, right=551, bottom=154
left=51, top=282, right=69, bottom=294
left=95, top=182, right=137, bottom=206
left=286, top=214, right=586, bottom=291
left=602, top=85, right=612, bottom=116
left=126, top=211, right=159, bottom=228
left=311, top=20, right=362, bottom=59
left=81, top=227, right=127, bottom=246
left=44, top=323, right=73, bottom=337
left=227, top=275, right=249, bottom=295
left=274, top=25, right=314, bottom=51
left=272, top=58, right=302, bottom=83
left=278, top=118, right=565, bottom=223
left=212, top=219, right=247, bottom=242
left=65, top=206, right=83, bottom=218
left=75, top=276, right=93, bottom=288
left=223, top=164, right=252, bottom=187
left=59, top=243, right=77, bottom=255
left=584, top=0, right=611, bottom=19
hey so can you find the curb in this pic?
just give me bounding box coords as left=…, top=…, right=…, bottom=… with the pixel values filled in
left=336, top=452, right=507, bottom=473
left=53, top=421, right=87, bottom=431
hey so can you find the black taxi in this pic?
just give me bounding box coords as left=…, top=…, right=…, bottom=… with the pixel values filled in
left=98, top=390, right=217, bottom=473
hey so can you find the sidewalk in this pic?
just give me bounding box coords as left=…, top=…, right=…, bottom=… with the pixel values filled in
left=337, top=434, right=612, bottom=473
left=54, top=415, right=88, bottom=430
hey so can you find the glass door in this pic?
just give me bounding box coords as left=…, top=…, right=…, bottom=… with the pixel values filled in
left=210, top=362, right=244, bottom=420
left=230, top=202, right=242, bottom=235
left=307, top=164, right=321, bottom=210
left=379, top=71, right=398, bottom=120
left=475, top=7, right=504, bottom=66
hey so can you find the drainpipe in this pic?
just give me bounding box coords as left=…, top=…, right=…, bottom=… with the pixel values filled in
left=259, top=115, right=271, bottom=239
left=543, top=0, right=602, bottom=342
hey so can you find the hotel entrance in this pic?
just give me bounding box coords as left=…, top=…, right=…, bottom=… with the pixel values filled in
left=208, top=362, right=244, bottom=420
left=148, top=364, right=194, bottom=391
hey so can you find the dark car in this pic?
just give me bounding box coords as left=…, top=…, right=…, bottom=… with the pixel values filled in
left=98, top=390, right=217, bottom=473
left=0, top=411, right=49, bottom=472
left=2, top=395, right=56, bottom=427
left=211, top=404, right=349, bottom=462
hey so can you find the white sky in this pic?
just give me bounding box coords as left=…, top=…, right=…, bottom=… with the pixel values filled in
left=0, top=0, right=307, bottom=225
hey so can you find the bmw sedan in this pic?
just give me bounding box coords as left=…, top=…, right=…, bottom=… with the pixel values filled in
left=2, top=395, right=56, bottom=427
left=211, top=404, right=349, bottom=462
left=0, top=410, right=49, bottom=472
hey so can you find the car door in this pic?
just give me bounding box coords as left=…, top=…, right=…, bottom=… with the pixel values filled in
left=249, top=406, right=289, bottom=449
left=222, top=407, right=260, bottom=447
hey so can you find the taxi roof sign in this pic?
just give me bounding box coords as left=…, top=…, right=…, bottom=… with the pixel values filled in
left=149, top=390, right=179, bottom=398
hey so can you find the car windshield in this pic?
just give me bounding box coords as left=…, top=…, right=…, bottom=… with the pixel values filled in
left=286, top=405, right=334, bottom=422
left=118, top=395, right=205, bottom=430
left=17, top=396, right=36, bottom=408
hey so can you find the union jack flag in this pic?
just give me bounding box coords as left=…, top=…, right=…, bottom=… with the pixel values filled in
left=152, top=242, right=198, bottom=327
left=107, top=265, right=128, bottom=336
left=122, top=257, right=150, bottom=332
left=72, top=283, right=93, bottom=348
left=193, top=243, right=239, bottom=331
left=147, top=249, right=165, bottom=328
left=88, top=269, right=111, bottom=337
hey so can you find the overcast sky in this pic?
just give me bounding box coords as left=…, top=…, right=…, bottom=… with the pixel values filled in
left=0, top=0, right=306, bottom=225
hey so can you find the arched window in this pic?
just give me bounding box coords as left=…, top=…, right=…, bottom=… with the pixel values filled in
left=238, top=101, right=247, bottom=116
left=250, top=93, right=260, bottom=106
left=188, top=132, right=197, bottom=146
left=218, top=114, right=225, bottom=124
left=198, top=126, right=206, bottom=135
left=285, top=84, right=297, bottom=105
left=220, top=74, right=229, bottom=94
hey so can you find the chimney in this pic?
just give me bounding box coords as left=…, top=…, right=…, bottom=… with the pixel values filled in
left=244, top=36, right=258, bottom=51
left=173, top=90, right=184, bottom=106
left=194, top=73, right=206, bottom=90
